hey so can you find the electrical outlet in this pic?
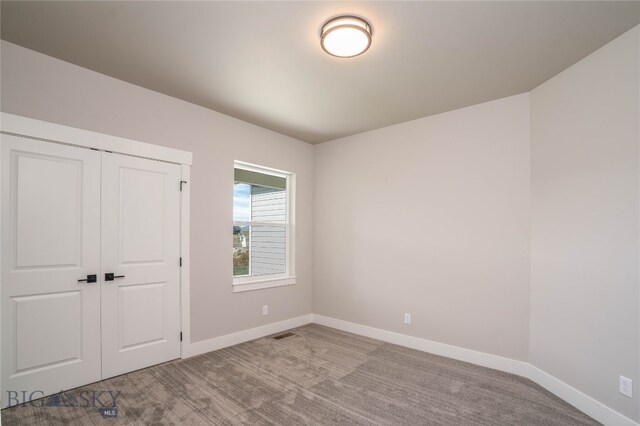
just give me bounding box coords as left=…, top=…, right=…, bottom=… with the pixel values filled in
left=619, top=376, right=632, bottom=398
left=262, top=305, right=269, bottom=316
left=404, top=313, right=411, bottom=324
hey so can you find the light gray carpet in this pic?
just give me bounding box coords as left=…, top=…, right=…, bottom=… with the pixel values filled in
left=2, top=324, right=599, bottom=425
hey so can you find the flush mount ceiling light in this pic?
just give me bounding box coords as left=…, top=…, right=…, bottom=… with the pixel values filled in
left=320, top=15, right=373, bottom=58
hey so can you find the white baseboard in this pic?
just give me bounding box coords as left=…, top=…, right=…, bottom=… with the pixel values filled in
left=182, top=314, right=313, bottom=358
left=528, top=366, right=638, bottom=426
left=311, top=314, right=530, bottom=377
left=312, top=314, right=638, bottom=426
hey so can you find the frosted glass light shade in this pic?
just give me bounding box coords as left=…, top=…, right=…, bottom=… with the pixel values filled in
left=321, top=16, right=372, bottom=58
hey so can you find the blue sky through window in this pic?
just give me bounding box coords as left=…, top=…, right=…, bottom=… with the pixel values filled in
left=233, top=183, right=251, bottom=222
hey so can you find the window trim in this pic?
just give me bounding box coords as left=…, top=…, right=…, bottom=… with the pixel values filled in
left=233, top=161, right=296, bottom=292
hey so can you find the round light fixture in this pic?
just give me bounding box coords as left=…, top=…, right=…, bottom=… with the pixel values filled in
left=320, top=15, right=372, bottom=58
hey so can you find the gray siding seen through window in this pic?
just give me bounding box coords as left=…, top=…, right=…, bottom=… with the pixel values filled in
left=250, top=188, right=286, bottom=276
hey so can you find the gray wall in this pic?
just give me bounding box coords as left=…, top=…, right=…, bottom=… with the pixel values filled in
left=529, top=26, right=639, bottom=421
left=314, top=93, right=532, bottom=361
left=0, top=40, right=314, bottom=343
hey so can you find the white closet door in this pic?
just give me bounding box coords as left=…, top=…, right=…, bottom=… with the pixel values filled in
left=1, top=135, right=102, bottom=408
left=100, top=152, right=181, bottom=378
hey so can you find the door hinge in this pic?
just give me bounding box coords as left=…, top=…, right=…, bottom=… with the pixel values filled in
left=179, top=257, right=182, bottom=267
left=180, top=180, right=187, bottom=191
left=180, top=332, right=183, bottom=342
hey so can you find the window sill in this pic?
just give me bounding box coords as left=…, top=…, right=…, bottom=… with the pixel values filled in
left=233, top=276, right=296, bottom=293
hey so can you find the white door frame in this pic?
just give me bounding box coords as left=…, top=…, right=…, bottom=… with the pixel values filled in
left=0, top=112, right=193, bottom=358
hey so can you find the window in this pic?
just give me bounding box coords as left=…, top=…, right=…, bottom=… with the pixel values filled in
left=233, top=161, right=295, bottom=292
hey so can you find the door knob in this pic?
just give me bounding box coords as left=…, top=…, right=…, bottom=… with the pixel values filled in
left=78, top=274, right=97, bottom=283
left=105, top=273, right=125, bottom=281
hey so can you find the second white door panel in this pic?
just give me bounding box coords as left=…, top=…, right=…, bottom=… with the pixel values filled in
left=101, top=152, right=181, bottom=379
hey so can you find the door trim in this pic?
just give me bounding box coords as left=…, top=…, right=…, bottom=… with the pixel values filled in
left=0, top=112, right=192, bottom=360
left=0, top=113, right=192, bottom=165
left=179, top=164, right=191, bottom=356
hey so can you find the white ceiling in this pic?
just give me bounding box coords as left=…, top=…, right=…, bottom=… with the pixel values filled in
left=2, top=1, right=639, bottom=144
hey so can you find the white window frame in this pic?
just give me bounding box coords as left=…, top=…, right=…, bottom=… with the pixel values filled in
left=233, top=161, right=296, bottom=292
